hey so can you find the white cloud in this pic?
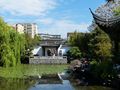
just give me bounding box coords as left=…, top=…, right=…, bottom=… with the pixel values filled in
left=0, top=0, right=57, bottom=16
left=0, top=0, right=90, bottom=38
left=39, top=18, right=54, bottom=25
left=38, top=19, right=90, bottom=38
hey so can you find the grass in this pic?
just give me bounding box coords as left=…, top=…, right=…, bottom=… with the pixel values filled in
left=0, top=64, right=68, bottom=78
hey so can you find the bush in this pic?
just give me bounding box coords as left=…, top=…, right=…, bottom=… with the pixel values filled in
left=67, top=47, right=81, bottom=60
left=90, top=60, right=116, bottom=80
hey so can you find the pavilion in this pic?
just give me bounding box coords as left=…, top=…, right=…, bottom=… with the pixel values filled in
left=90, top=8, right=120, bottom=63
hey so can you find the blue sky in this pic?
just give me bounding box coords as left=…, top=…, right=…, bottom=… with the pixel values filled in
left=0, top=0, right=105, bottom=38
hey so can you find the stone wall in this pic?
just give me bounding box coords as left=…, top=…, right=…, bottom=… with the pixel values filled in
left=29, top=56, right=67, bottom=64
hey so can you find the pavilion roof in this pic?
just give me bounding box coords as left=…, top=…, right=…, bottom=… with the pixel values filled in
left=90, top=8, right=120, bottom=27
left=90, top=8, right=120, bottom=41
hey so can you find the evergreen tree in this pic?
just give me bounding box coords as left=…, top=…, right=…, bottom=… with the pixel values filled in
left=68, top=31, right=90, bottom=57
left=89, top=27, right=112, bottom=61
left=67, top=47, right=81, bottom=60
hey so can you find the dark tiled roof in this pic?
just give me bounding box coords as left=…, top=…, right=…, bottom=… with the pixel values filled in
left=90, top=8, right=120, bottom=27
left=90, top=8, right=120, bottom=41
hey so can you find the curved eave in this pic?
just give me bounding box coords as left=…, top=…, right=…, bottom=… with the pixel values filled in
left=90, top=8, right=120, bottom=27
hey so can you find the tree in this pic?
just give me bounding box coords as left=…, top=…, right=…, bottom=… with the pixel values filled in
left=0, top=17, right=41, bottom=66
left=0, top=43, right=16, bottom=67
left=89, top=27, right=112, bottom=61
left=112, top=6, right=120, bottom=63
left=0, top=17, right=26, bottom=67
left=25, top=34, right=41, bottom=50
left=67, top=47, right=81, bottom=60
left=33, top=35, right=41, bottom=46
left=114, top=6, right=120, bottom=16
left=68, top=31, right=90, bottom=58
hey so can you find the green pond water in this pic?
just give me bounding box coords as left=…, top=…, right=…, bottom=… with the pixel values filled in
left=0, top=78, right=114, bottom=90
left=0, top=64, right=114, bottom=90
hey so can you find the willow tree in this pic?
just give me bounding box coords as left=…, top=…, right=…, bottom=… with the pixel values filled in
left=0, top=17, right=26, bottom=67
left=0, top=18, right=13, bottom=66
left=9, top=30, right=26, bottom=64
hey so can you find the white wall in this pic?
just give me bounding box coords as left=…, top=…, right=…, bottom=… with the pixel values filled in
left=58, top=45, right=71, bottom=56
left=32, top=46, right=43, bottom=56
left=32, top=45, right=71, bottom=56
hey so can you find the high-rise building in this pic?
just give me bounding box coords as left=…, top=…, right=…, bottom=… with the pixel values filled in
left=15, top=24, right=24, bottom=34
left=23, top=23, right=38, bottom=38
left=12, top=23, right=38, bottom=38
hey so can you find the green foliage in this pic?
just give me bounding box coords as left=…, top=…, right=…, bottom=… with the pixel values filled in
left=67, top=47, right=81, bottom=59
left=0, top=17, right=26, bottom=67
left=25, top=34, right=33, bottom=50
left=68, top=31, right=90, bottom=57
left=90, top=60, right=116, bottom=80
left=89, top=27, right=112, bottom=61
left=0, top=43, right=16, bottom=67
left=0, top=18, right=41, bottom=65
left=67, top=29, right=112, bottom=61
left=68, top=31, right=79, bottom=46
left=114, top=6, right=120, bottom=16
left=25, top=34, right=41, bottom=51
left=23, top=34, right=41, bottom=63
left=33, top=35, right=41, bottom=46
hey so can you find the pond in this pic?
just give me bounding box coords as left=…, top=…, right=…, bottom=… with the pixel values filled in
left=0, top=78, right=114, bottom=90
left=72, top=85, right=113, bottom=90
left=0, top=65, right=115, bottom=90
left=30, top=80, right=73, bottom=90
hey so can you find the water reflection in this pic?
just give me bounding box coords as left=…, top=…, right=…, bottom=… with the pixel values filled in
left=0, top=78, right=114, bottom=90
left=29, top=80, right=74, bottom=90
left=72, top=85, right=114, bottom=90
left=0, top=78, right=35, bottom=90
